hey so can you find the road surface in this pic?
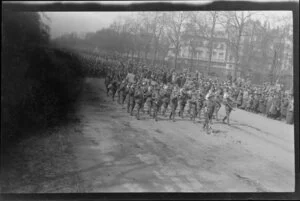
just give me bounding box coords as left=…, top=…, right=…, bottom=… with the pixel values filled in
left=1, top=78, right=295, bottom=193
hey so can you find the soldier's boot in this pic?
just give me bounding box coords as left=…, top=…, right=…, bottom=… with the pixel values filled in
left=127, top=102, right=130, bottom=113
left=215, top=111, right=219, bottom=121
left=162, top=107, right=166, bottom=116
left=155, top=111, right=158, bottom=121
left=136, top=108, right=140, bottom=120
left=117, top=94, right=121, bottom=104
left=207, top=125, right=211, bottom=134
left=193, top=110, right=196, bottom=123
left=130, top=105, right=134, bottom=116
left=169, top=112, right=172, bottom=120
left=122, top=96, right=127, bottom=106
left=152, top=108, right=155, bottom=119
left=142, top=105, right=145, bottom=114
left=227, top=115, right=230, bottom=125
left=172, top=113, right=176, bottom=122
left=222, top=116, right=227, bottom=123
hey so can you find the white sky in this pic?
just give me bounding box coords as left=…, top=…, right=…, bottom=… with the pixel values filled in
left=43, top=11, right=292, bottom=39
left=44, top=12, right=131, bottom=38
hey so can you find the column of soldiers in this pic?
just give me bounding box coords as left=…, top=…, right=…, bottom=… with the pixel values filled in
left=79, top=51, right=294, bottom=135
left=103, top=59, right=238, bottom=134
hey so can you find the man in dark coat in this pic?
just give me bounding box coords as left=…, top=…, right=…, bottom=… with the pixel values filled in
left=281, top=94, right=289, bottom=120
left=286, top=94, right=294, bottom=124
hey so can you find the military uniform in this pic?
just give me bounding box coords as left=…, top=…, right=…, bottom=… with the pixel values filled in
left=133, top=86, right=144, bottom=120
left=169, top=87, right=179, bottom=122
left=203, top=95, right=215, bottom=134
left=213, top=91, right=222, bottom=120
left=178, top=88, right=188, bottom=118
left=145, top=86, right=153, bottom=115
left=189, top=91, right=198, bottom=123
left=196, top=90, right=205, bottom=120
left=118, top=80, right=127, bottom=104
left=161, top=86, right=171, bottom=116
left=105, top=74, right=112, bottom=96
left=222, top=92, right=234, bottom=125
left=127, top=84, right=135, bottom=115
left=152, top=88, right=162, bottom=121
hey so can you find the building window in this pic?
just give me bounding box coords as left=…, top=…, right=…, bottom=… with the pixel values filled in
left=229, top=55, right=233, bottom=61
left=219, top=52, right=224, bottom=58
left=220, top=44, right=224, bottom=50
left=213, top=43, right=218, bottom=49
left=213, top=51, right=217, bottom=56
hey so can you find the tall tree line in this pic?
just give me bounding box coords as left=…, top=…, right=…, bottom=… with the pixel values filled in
left=54, top=11, right=293, bottom=81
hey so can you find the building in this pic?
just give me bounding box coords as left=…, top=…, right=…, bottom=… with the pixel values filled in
left=165, top=30, right=236, bottom=79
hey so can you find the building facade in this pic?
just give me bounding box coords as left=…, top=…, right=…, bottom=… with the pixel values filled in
left=166, top=31, right=236, bottom=79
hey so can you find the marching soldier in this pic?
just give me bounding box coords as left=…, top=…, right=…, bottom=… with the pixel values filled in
left=161, top=84, right=172, bottom=116
left=109, top=76, right=119, bottom=101
left=127, top=83, right=136, bottom=115
left=152, top=85, right=162, bottom=121
left=117, top=79, right=127, bottom=104
left=178, top=86, right=188, bottom=118
left=105, top=72, right=112, bottom=96
left=141, top=80, right=149, bottom=114
left=203, top=92, right=215, bottom=134
left=145, top=84, right=154, bottom=116
left=169, top=85, right=179, bottom=122
left=214, top=88, right=222, bottom=121
left=133, top=84, right=144, bottom=120
left=122, top=82, right=131, bottom=107
left=186, top=87, right=193, bottom=115
left=189, top=88, right=198, bottom=123
left=196, top=88, right=205, bottom=120
left=222, top=88, right=235, bottom=125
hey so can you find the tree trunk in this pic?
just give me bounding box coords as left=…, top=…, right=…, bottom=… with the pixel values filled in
left=234, top=31, right=242, bottom=80
left=174, top=46, right=179, bottom=70
left=153, top=38, right=158, bottom=65
left=207, top=12, right=217, bottom=75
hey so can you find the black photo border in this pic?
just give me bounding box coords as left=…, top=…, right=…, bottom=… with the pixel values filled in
left=1, top=0, right=299, bottom=200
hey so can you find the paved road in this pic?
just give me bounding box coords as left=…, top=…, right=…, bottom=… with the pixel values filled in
left=70, top=78, right=294, bottom=192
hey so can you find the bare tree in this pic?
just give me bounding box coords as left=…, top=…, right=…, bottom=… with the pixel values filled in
left=220, top=11, right=255, bottom=79
left=166, top=12, right=189, bottom=70
left=190, top=11, right=220, bottom=75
